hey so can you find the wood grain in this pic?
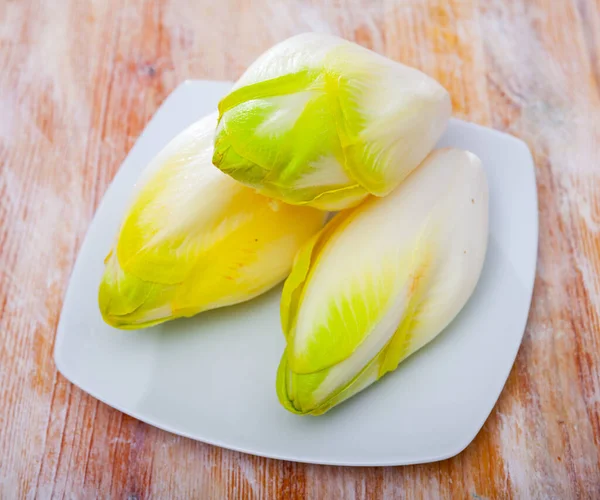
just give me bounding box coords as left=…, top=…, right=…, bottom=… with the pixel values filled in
left=1, top=0, right=599, bottom=497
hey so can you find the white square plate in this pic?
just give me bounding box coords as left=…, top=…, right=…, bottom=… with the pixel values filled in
left=55, top=80, right=538, bottom=466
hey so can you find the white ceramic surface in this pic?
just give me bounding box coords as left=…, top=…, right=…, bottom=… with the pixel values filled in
left=54, top=80, right=538, bottom=466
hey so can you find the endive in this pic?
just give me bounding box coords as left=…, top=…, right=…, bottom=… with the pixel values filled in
left=99, top=113, right=325, bottom=329
left=277, top=148, right=488, bottom=415
left=213, top=33, right=451, bottom=210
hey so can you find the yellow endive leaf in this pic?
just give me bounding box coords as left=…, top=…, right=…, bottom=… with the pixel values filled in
left=277, top=148, right=489, bottom=414
left=213, top=33, right=451, bottom=210
left=99, top=113, right=325, bottom=329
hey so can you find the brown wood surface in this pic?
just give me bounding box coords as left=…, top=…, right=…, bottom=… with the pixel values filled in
left=1, top=0, right=599, bottom=498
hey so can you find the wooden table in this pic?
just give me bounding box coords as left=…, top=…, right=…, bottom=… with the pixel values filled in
left=1, top=0, right=599, bottom=497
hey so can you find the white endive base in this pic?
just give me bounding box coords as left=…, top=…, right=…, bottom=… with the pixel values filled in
left=55, top=80, right=538, bottom=466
